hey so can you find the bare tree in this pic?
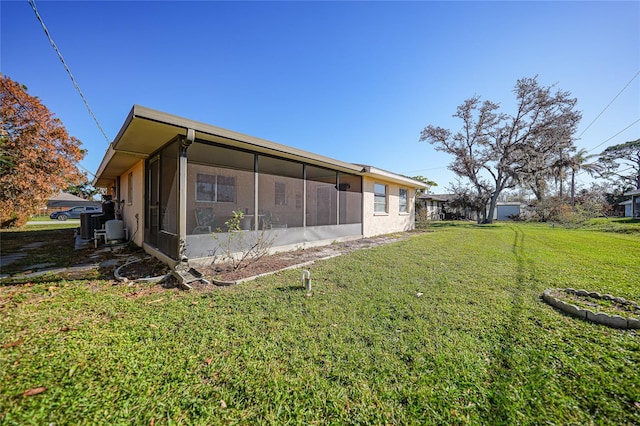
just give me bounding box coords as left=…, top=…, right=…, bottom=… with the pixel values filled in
left=420, top=76, right=581, bottom=223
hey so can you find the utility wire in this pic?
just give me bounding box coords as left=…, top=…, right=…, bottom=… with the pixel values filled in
left=579, top=70, right=640, bottom=141
left=27, top=0, right=110, bottom=146
left=586, top=118, right=640, bottom=153
left=401, top=166, right=449, bottom=174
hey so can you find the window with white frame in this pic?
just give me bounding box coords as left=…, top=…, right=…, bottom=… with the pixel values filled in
left=399, top=188, right=408, bottom=213
left=374, top=183, right=387, bottom=213
left=196, top=173, right=236, bottom=203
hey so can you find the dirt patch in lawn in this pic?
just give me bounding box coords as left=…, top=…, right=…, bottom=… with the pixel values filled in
left=117, top=232, right=419, bottom=287
left=200, top=233, right=413, bottom=283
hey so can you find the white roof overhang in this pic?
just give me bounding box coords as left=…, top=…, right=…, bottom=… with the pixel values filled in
left=93, top=105, right=426, bottom=190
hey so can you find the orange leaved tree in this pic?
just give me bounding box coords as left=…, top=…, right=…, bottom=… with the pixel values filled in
left=1, top=75, right=85, bottom=227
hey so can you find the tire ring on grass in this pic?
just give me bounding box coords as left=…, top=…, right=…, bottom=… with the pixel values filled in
left=542, top=288, right=640, bottom=330
left=114, top=258, right=171, bottom=284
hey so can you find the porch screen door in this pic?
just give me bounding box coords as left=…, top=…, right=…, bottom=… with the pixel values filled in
left=147, top=155, right=160, bottom=246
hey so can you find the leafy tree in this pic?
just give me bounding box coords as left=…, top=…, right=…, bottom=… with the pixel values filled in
left=566, top=148, right=603, bottom=206
left=598, top=138, right=640, bottom=189
left=1, top=75, right=85, bottom=227
left=411, top=175, right=438, bottom=195
left=420, top=76, right=581, bottom=223
left=66, top=181, right=100, bottom=200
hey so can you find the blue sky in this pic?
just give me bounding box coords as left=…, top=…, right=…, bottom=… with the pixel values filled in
left=2, top=1, right=639, bottom=192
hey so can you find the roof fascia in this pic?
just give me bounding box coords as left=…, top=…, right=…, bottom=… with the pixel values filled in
left=117, top=105, right=364, bottom=174
left=360, top=165, right=427, bottom=189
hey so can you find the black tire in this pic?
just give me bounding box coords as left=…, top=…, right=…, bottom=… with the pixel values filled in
left=57, top=214, right=68, bottom=221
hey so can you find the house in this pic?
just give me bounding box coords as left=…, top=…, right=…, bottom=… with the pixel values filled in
left=416, top=194, right=524, bottom=221
left=46, top=192, right=100, bottom=213
left=416, top=194, right=448, bottom=220
left=623, top=189, right=640, bottom=218
left=93, top=105, right=425, bottom=265
left=416, top=193, right=477, bottom=220
left=619, top=199, right=633, bottom=217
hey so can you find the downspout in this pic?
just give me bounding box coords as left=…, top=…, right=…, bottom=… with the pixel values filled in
left=254, top=154, right=259, bottom=230
left=336, top=172, right=340, bottom=225
left=171, top=128, right=207, bottom=290
left=302, top=164, right=307, bottom=228
left=178, top=128, right=195, bottom=262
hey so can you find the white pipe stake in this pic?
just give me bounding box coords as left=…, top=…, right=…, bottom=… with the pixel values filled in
left=302, top=270, right=311, bottom=292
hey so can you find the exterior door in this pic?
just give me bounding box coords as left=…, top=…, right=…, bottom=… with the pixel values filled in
left=147, top=155, right=160, bottom=246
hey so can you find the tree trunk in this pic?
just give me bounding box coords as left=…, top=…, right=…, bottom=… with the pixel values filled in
left=570, top=170, right=576, bottom=207
left=485, top=193, right=500, bottom=224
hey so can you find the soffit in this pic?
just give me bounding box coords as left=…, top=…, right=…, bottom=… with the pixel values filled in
left=95, top=105, right=423, bottom=188
left=109, top=105, right=364, bottom=174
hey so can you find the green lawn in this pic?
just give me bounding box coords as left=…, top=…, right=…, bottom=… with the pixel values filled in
left=1, top=222, right=639, bottom=425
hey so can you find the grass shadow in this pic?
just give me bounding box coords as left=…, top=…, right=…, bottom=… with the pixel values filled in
left=611, top=218, right=640, bottom=224
left=276, top=285, right=307, bottom=292
left=429, top=221, right=477, bottom=229
left=486, top=225, right=529, bottom=423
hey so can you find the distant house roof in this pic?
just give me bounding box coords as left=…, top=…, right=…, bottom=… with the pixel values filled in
left=624, top=189, right=640, bottom=196
left=47, top=192, right=99, bottom=208
left=417, top=193, right=452, bottom=202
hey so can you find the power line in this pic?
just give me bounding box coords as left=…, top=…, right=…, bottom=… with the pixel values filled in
left=578, top=70, right=640, bottom=140
left=586, top=118, right=640, bottom=153
left=27, top=0, right=110, bottom=146
left=401, top=166, right=449, bottom=174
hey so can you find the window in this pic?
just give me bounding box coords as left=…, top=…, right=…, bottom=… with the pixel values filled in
left=275, top=182, right=287, bottom=205
left=196, top=173, right=216, bottom=202
left=127, top=172, right=133, bottom=205
left=196, top=173, right=236, bottom=203
left=399, top=188, right=408, bottom=213
left=374, top=183, right=387, bottom=213
left=217, top=176, right=236, bottom=203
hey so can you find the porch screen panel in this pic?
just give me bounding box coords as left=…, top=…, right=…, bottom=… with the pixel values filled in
left=160, top=141, right=178, bottom=235
left=187, top=142, right=255, bottom=234
left=338, top=173, right=362, bottom=225
left=306, top=165, right=337, bottom=226
left=257, top=156, right=304, bottom=229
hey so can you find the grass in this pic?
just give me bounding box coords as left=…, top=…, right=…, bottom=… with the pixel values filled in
left=1, top=221, right=639, bottom=424
left=1, top=226, right=97, bottom=278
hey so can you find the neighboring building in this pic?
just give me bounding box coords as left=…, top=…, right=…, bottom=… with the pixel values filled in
left=416, top=194, right=448, bottom=220
left=492, top=202, right=525, bottom=221
left=46, top=192, right=100, bottom=213
left=93, top=105, right=425, bottom=265
left=623, top=189, right=640, bottom=218
left=619, top=199, right=633, bottom=217
left=416, top=195, right=524, bottom=221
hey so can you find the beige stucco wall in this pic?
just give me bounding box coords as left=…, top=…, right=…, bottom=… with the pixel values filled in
left=362, top=176, right=415, bottom=237
left=119, top=160, right=145, bottom=246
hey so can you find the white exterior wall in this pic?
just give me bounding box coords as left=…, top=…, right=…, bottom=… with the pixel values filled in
left=119, top=161, right=145, bottom=247
left=362, top=176, right=415, bottom=237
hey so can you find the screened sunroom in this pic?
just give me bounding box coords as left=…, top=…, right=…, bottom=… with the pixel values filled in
left=147, top=136, right=362, bottom=261
left=94, top=105, right=423, bottom=266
